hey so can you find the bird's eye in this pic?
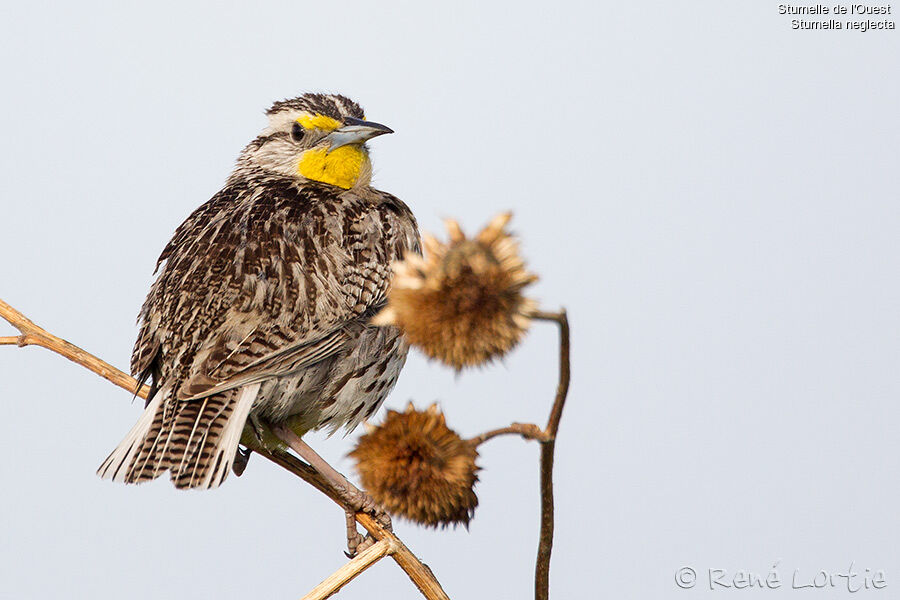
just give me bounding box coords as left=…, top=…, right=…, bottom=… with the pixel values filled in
left=291, top=122, right=305, bottom=143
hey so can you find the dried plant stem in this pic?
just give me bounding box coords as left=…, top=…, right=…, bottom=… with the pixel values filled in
left=0, top=298, right=151, bottom=398
left=301, top=538, right=397, bottom=600
left=0, top=297, right=449, bottom=600
left=532, top=310, right=570, bottom=600
left=467, top=422, right=549, bottom=446
left=468, top=309, right=570, bottom=600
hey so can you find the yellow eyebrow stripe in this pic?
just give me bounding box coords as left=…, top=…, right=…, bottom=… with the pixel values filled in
left=296, top=114, right=342, bottom=131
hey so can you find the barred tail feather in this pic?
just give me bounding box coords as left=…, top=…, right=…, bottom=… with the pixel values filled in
left=97, top=383, right=261, bottom=490
left=97, top=389, right=167, bottom=483
left=175, top=383, right=260, bottom=489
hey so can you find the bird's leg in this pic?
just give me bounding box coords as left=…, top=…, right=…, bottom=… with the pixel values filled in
left=270, top=424, right=393, bottom=540
left=240, top=421, right=372, bottom=555
left=276, top=426, right=391, bottom=526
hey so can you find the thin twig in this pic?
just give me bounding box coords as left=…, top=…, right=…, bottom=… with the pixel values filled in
left=0, top=297, right=450, bottom=600
left=535, top=442, right=556, bottom=600
left=531, top=309, right=570, bottom=600
left=468, top=422, right=549, bottom=447
left=459, top=308, right=571, bottom=600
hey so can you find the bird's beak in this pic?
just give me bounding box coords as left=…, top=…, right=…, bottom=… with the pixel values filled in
left=326, top=117, right=393, bottom=151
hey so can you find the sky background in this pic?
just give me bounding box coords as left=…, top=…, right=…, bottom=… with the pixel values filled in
left=1, top=2, right=898, bottom=598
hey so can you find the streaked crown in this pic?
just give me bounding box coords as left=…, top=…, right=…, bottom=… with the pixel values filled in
left=267, top=93, right=365, bottom=122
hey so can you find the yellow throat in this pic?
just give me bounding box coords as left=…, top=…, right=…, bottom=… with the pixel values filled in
left=298, top=145, right=369, bottom=190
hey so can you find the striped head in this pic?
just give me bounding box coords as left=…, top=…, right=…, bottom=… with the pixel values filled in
left=234, top=93, right=393, bottom=190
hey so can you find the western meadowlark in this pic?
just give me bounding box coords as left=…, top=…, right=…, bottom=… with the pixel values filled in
left=98, top=93, right=420, bottom=493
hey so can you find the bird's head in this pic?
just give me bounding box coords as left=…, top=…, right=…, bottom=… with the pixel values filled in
left=234, top=93, right=393, bottom=190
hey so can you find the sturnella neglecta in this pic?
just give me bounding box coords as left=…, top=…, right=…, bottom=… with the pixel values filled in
left=98, top=93, right=420, bottom=491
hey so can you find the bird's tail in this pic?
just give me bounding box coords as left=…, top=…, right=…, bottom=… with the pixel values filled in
left=97, top=383, right=261, bottom=489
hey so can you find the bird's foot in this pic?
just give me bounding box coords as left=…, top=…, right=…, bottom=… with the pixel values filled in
left=232, top=445, right=251, bottom=476
left=344, top=504, right=391, bottom=558
left=337, top=482, right=393, bottom=558
left=344, top=510, right=369, bottom=558
left=350, top=489, right=392, bottom=530
left=339, top=485, right=392, bottom=529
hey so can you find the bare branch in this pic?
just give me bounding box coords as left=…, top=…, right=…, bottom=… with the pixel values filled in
left=468, top=422, right=549, bottom=447
left=531, top=310, right=571, bottom=439
left=301, top=538, right=397, bottom=600
left=0, top=298, right=151, bottom=399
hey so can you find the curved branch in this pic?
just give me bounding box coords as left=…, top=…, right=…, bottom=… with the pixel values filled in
left=532, top=309, right=571, bottom=439
left=468, top=422, right=549, bottom=447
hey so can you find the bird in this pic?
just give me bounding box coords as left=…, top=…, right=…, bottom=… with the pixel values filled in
left=98, top=93, right=420, bottom=491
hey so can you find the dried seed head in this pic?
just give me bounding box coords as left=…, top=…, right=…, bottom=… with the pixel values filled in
left=374, top=213, right=538, bottom=369
left=350, top=403, right=479, bottom=528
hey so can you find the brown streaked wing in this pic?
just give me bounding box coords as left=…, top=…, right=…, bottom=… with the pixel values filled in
left=132, top=178, right=414, bottom=402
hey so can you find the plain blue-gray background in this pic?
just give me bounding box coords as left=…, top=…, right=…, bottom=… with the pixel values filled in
left=1, top=2, right=898, bottom=598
